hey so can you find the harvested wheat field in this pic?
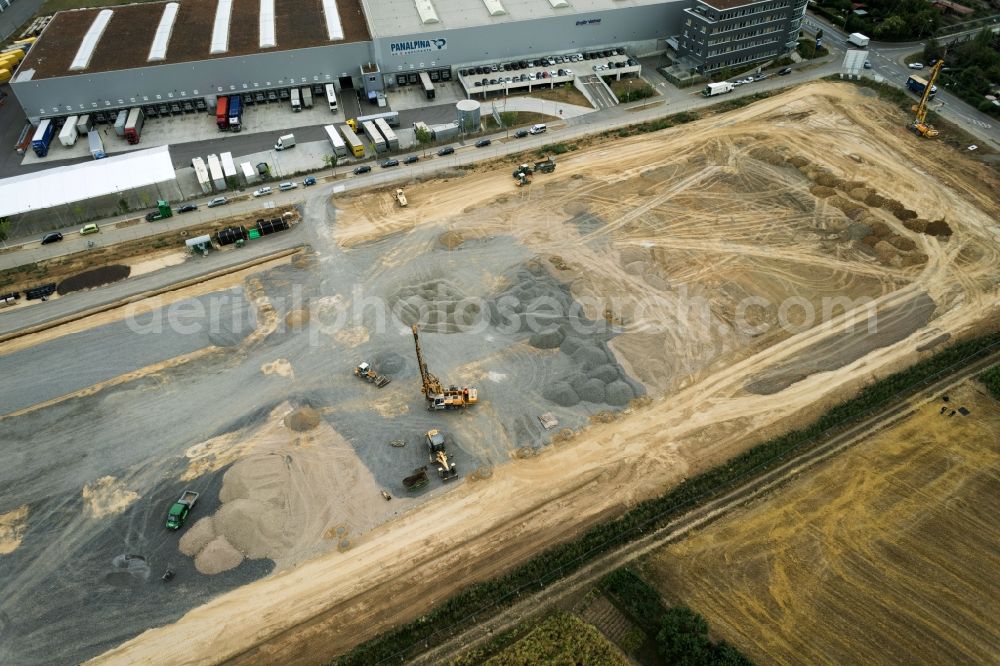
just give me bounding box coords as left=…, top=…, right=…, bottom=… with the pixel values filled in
left=646, top=379, right=1000, bottom=665
left=71, top=82, right=1000, bottom=665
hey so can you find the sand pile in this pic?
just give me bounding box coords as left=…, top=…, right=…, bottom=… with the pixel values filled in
left=262, top=358, right=295, bottom=379
left=179, top=409, right=393, bottom=574
left=284, top=406, right=320, bottom=431
left=82, top=476, right=140, bottom=519
left=0, top=505, right=29, bottom=555
left=285, top=309, right=311, bottom=329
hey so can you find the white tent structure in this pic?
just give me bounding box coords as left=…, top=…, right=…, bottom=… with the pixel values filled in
left=0, top=144, right=177, bottom=219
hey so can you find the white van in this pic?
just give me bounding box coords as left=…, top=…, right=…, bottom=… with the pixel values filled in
left=529, top=123, right=547, bottom=135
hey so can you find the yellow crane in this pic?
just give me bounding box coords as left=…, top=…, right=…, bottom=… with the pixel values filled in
left=910, top=60, right=944, bottom=138
left=411, top=324, right=478, bottom=410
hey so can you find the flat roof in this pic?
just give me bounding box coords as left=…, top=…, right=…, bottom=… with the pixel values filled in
left=19, top=0, right=370, bottom=81
left=363, top=0, right=668, bottom=37
left=0, top=145, right=176, bottom=218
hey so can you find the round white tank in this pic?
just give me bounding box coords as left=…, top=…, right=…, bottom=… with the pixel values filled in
left=456, top=99, right=481, bottom=132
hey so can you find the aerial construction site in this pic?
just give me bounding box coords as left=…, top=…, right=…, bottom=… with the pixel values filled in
left=1, top=81, right=999, bottom=665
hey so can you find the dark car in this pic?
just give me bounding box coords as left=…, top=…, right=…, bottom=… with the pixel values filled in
left=380, top=158, right=400, bottom=168
left=514, top=129, right=529, bottom=138
left=778, top=67, right=792, bottom=76
left=303, top=176, right=317, bottom=186
left=41, top=232, right=63, bottom=245
left=176, top=203, right=197, bottom=213
left=353, top=165, right=372, bottom=174
left=437, top=146, right=455, bottom=156
left=475, top=138, right=492, bottom=148
left=403, top=155, right=419, bottom=164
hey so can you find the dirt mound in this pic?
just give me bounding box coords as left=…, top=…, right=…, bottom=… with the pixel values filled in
left=814, top=173, right=843, bottom=188
left=284, top=406, right=320, bottom=431
left=787, top=155, right=810, bottom=168
left=392, top=279, right=481, bottom=333
left=284, top=309, right=311, bottom=328
left=892, top=207, right=918, bottom=221
left=195, top=535, right=244, bottom=574
left=848, top=187, right=872, bottom=201
left=827, top=196, right=865, bottom=219
left=889, top=236, right=917, bottom=252
left=925, top=219, right=953, bottom=237
left=437, top=230, right=467, bottom=250
left=903, top=218, right=929, bottom=233
left=179, top=517, right=217, bottom=556
left=57, top=264, right=130, bottom=295
left=809, top=185, right=836, bottom=198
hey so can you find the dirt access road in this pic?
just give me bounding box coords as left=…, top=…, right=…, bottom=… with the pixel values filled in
left=92, top=82, right=1000, bottom=665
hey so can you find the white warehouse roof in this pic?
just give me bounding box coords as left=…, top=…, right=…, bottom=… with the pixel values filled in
left=363, top=0, right=665, bottom=36
left=0, top=145, right=176, bottom=218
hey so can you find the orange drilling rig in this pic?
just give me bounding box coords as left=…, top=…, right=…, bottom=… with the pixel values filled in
left=411, top=324, right=478, bottom=410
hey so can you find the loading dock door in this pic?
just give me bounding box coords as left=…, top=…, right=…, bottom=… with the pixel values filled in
left=339, top=76, right=354, bottom=90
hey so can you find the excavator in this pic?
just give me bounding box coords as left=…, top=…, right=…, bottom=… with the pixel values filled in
left=910, top=59, right=943, bottom=139
left=411, top=324, right=478, bottom=410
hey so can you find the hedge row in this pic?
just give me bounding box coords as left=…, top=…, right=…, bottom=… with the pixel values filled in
left=980, top=365, right=1000, bottom=400
left=334, top=329, right=1000, bottom=665
left=598, top=567, right=667, bottom=633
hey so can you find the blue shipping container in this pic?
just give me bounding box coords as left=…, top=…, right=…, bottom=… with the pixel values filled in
left=31, top=119, right=55, bottom=157
left=228, top=94, right=242, bottom=130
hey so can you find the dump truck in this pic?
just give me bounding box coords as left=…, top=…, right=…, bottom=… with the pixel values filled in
left=534, top=156, right=556, bottom=173
left=354, top=361, right=391, bottom=387
left=403, top=466, right=429, bottom=491
left=395, top=188, right=408, bottom=207
left=165, top=490, right=199, bottom=530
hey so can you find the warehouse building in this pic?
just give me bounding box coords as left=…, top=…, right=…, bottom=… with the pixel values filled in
left=9, top=0, right=801, bottom=125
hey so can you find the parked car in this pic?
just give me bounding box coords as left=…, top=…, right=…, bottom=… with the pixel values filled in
left=176, top=203, right=197, bottom=213
left=380, top=158, right=400, bottom=168
left=437, top=147, right=455, bottom=156
left=353, top=165, right=372, bottom=174
left=278, top=181, right=297, bottom=191
left=778, top=67, right=793, bottom=75
left=41, top=232, right=63, bottom=245
left=207, top=196, right=228, bottom=207
left=742, top=77, right=754, bottom=84
left=253, top=186, right=273, bottom=197
left=863, top=60, right=872, bottom=69
left=475, top=138, right=491, bottom=148
left=403, top=155, right=419, bottom=164
left=529, top=123, right=547, bottom=135
left=908, top=62, right=924, bottom=69
left=80, top=223, right=100, bottom=235
left=303, top=176, right=317, bottom=186
left=514, top=129, right=529, bottom=138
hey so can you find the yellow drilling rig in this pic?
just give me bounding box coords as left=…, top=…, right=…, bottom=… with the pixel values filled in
left=411, top=324, right=478, bottom=410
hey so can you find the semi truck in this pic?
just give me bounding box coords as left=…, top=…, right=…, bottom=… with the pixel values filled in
left=192, top=157, right=211, bottom=193
left=75, top=114, right=93, bottom=135
left=362, top=120, right=386, bottom=153
left=375, top=117, right=399, bottom=151
left=124, top=107, right=144, bottom=144
left=165, top=490, right=199, bottom=530
left=207, top=153, right=225, bottom=190
left=906, top=75, right=937, bottom=99
left=227, top=94, right=242, bottom=131
left=341, top=123, right=365, bottom=157
left=274, top=133, right=296, bottom=150
left=58, top=116, right=79, bottom=147
left=215, top=96, right=229, bottom=130
left=847, top=33, right=870, bottom=48
left=325, top=83, right=338, bottom=112
left=702, top=81, right=735, bottom=97
left=88, top=131, right=106, bottom=159
left=114, top=109, right=128, bottom=136
left=301, top=87, right=313, bottom=109
left=324, top=125, right=348, bottom=158
left=31, top=119, right=55, bottom=157
left=290, top=88, right=301, bottom=112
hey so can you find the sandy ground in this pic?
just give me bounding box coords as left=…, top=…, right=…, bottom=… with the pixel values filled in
left=644, top=380, right=1000, bottom=664
left=85, top=82, right=1000, bottom=665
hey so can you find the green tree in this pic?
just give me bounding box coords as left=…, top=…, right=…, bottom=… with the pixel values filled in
left=874, top=15, right=907, bottom=40
left=656, top=606, right=714, bottom=665
left=0, top=219, right=10, bottom=243
left=323, top=153, right=338, bottom=169
left=499, top=111, right=519, bottom=129
left=415, top=126, right=433, bottom=155
left=923, top=37, right=942, bottom=64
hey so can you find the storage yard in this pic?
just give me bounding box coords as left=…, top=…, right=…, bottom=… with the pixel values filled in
left=1, top=82, right=999, bottom=665
left=645, top=379, right=1000, bottom=664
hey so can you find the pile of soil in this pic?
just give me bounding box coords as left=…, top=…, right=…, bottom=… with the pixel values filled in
left=57, top=264, right=130, bottom=295
left=284, top=309, right=311, bottom=328
left=284, top=406, right=320, bottom=431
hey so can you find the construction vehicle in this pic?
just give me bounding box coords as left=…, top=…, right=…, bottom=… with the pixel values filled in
left=910, top=60, right=944, bottom=139
left=425, top=429, right=458, bottom=481
left=513, top=165, right=532, bottom=186
left=395, top=188, right=408, bottom=207
left=165, top=490, right=199, bottom=530
left=411, top=324, right=478, bottom=410
left=403, top=466, right=429, bottom=491
left=381, top=490, right=392, bottom=501
left=354, top=361, right=391, bottom=387
left=534, top=155, right=556, bottom=173
left=145, top=200, right=173, bottom=222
